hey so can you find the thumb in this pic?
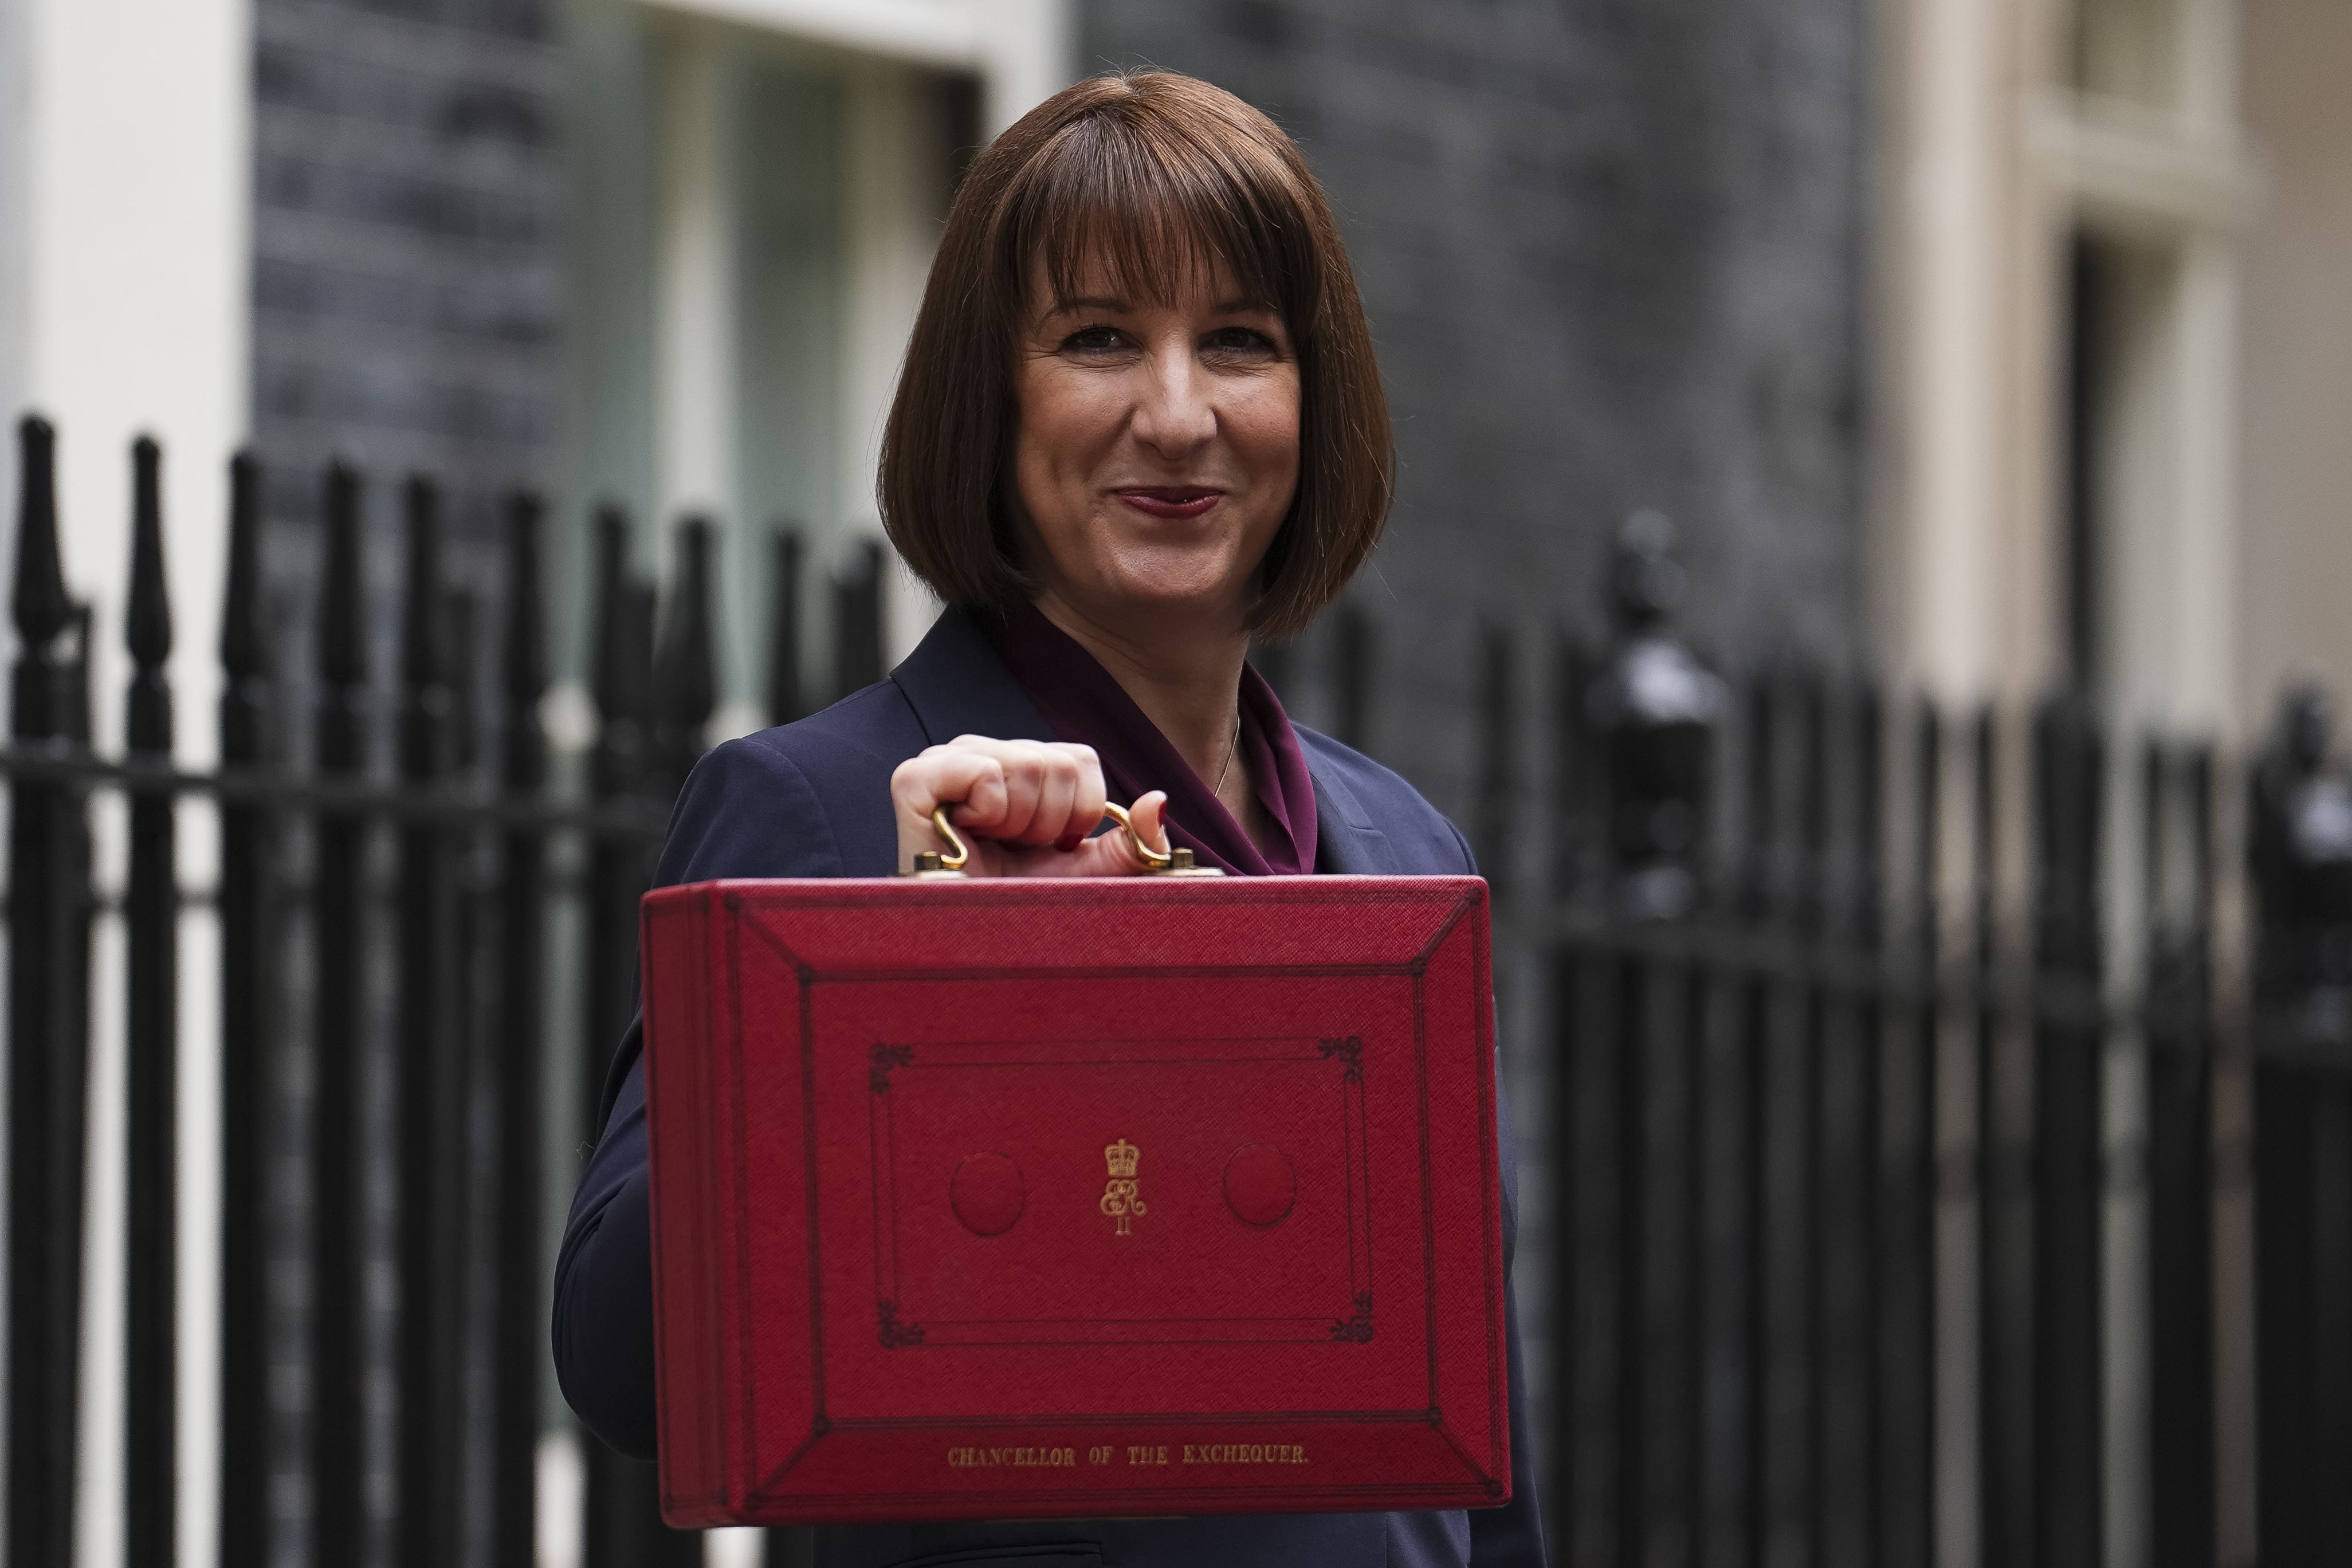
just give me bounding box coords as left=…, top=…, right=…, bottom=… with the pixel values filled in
left=1127, top=791, right=1172, bottom=862
left=1062, top=790, right=1174, bottom=877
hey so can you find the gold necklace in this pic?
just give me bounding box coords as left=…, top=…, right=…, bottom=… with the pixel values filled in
left=1211, top=711, right=1242, bottom=796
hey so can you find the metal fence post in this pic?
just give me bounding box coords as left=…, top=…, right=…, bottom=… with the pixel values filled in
left=124, top=435, right=179, bottom=1568
left=494, top=491, right=550, bottom=1568
left=217, top=448, right=278, bottom=1567
left=6, top=413, right=96, bottom=1568
left=312, top=459, right=371, bottom=1560
left=2145, top=740, right=2216, bottom=1567
left=583, top=505, right=653, bottom=1145
left=2031, top=691, right=2106, bottom=1567
left=393, top=475, right=465, bottom=1568
left=580, top=505, right=701, bottom=1568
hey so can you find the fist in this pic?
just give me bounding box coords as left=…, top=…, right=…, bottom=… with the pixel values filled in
left=889, top=736, right=1171, bottom=877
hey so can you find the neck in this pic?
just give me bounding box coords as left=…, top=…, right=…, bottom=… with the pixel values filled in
left=1031, top=590, right=1248, bottom=791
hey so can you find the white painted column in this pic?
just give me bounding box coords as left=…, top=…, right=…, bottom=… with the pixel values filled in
left=979, top=0, right=1073, bottom=137
left=655, top=23, right=740, bottom=562
left=1884, top=0, right=2011, bottom=710
left=3, top=5, right=252, bottom=1568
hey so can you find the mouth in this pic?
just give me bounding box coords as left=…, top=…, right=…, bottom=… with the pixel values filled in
left=1111, top=486, right=1224, bottom=522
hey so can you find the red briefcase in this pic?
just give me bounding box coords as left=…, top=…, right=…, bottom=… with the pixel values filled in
left=639, top=873, right=1506, bottom=1526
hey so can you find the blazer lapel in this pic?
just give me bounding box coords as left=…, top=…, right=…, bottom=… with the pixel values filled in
left=888, top=607, right=1056, bottom=746
left=1307, top=757, right=1400, bottom=874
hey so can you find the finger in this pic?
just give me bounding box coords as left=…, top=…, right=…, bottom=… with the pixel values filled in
left=892, top=752, right=1007, bottom=874
left=1058, top=748, right=1109, bottom=853
left=977, top=740, right=1053, bottom=842
left=892, top=750, right=1008, bottom=828
left=1025, top=746, right=1081, bottom=846
left=1129, top=791, right=1171, bottom=858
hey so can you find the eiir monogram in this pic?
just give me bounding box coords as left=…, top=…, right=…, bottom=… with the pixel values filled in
left=1100, top=1137, right=1145, bottom=1236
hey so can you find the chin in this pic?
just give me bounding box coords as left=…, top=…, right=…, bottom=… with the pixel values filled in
left=1094, top=569, right=1247, bottom=623
left=1083, top=541, right=1242, bottom=604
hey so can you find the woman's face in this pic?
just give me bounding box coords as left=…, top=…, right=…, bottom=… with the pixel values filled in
left=1011, top=249, right=1301, bottom=636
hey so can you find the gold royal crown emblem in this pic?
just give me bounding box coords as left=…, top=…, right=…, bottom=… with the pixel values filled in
left=1100, top=1137, right=1144, bottom=1235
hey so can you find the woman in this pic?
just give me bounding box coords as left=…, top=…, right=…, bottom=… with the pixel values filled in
left=555, top=70, right=1546, bottom=1567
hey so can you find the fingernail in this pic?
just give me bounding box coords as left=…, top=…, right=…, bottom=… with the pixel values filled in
left=1056, top=832, right=1083, bottom=854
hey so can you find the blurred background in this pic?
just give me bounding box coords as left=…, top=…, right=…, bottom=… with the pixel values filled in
left=3, top=1, right=2349, bottom=1566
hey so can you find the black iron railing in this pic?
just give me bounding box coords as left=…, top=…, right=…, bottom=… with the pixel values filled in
left=1495, top=516, right=2350, bottom=1565
left=0, top=416, right=876, bottom=1568
left=5, top=416, right=2351, bottom=1567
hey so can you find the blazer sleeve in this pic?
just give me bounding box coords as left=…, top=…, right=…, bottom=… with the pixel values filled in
left=1448, top=822, right=1551, bottom=1568
left=552, top=737, right=844, bottom=1459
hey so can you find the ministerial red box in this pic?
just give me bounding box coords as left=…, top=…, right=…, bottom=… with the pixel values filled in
left=639, top=874, right=1506, bottom=1526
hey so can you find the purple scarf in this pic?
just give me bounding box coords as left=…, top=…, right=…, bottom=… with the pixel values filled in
left=979, top=604, right=1319, bottom=876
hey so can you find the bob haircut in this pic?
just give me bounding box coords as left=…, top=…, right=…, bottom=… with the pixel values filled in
left=879, top=70, right=1393, bottom=641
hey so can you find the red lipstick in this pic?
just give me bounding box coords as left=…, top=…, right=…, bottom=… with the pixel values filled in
left=1113, top=486, right=1222, bottom=521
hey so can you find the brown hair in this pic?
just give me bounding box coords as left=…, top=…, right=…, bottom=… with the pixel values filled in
left=878, top=70, right=1392, bottom=641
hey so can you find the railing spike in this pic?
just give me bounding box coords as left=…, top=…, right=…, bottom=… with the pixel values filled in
left=590, top=504, right=649, bottom=798
left=504, top=492, right=548, bottom=792
left=448, top=587, right=478, bottom=775
left=320, top=462, right=368, bottom=694
left=654, top=516, right=718, bottom=789
left=127, top=438, right=172, bottom=757
left=221, top=452, right=272, bottom=693
left=127, top=438, right=171, bottom=671
left=14, top=415, right=71, bottom=657
left=767, top=524, right=803, bottom=727
left=402, top=474, right=446, bottom=693
left=832, top=537, right=885, bottom=702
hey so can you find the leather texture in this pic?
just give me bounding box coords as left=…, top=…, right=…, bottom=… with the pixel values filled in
left=641, top=875, right=1506, bottom=1526
left=552, top=607, right=1548, bottom=1567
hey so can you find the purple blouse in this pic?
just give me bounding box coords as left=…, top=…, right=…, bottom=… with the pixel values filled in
left=979, top=604, right=1319, bottom=876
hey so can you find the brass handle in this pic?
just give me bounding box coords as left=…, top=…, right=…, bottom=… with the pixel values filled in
left=923, top=804, right=972, bottom=871
left=1100, top=801, right=1175, bottom=871
left=906, top=799, right=1221, bottom=877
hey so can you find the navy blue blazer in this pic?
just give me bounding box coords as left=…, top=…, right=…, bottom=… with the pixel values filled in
left=554, top=607, right=1548, bottom=1568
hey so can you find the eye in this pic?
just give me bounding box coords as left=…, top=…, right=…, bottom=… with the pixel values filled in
left=1201, top=325, right=1281, bottom=358
left=1059, top=324, right=1129, bottom=353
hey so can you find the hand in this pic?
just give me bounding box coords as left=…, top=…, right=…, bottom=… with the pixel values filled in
left=889, top=735, right=1172, bottom=877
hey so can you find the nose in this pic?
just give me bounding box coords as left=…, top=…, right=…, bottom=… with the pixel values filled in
left=1128, top=335, right=1216, bottom=458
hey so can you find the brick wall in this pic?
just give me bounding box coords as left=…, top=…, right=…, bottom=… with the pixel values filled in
left=1085, top=0, right=1873, bottom=819
left=250, top=0, right=560, bottom=711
